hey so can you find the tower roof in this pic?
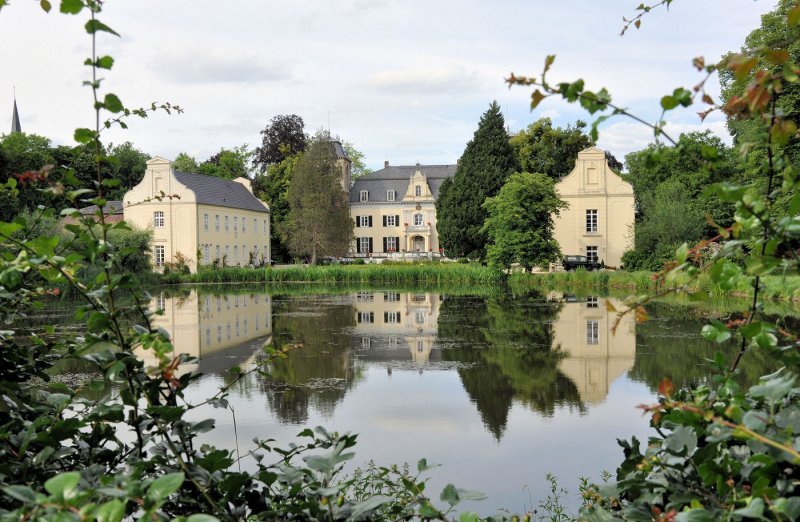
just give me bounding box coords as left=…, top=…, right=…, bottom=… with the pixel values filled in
left=11, top=98, right=21, bottom=134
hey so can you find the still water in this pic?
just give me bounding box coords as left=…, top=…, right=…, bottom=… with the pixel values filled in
left=138, top=288, right=776, bottom=515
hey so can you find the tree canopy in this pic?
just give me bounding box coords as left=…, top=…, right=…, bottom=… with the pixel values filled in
left=253, top=152, right=300, bottom=262
left=254, top=114, right=307, bottom=171
left=436, top=101, right=517, bottom=259
left=283, top=131, right=353, bottom=263
left=509, top=118, right=593, bottom=180
left=482, top=172, right=567, bottom=270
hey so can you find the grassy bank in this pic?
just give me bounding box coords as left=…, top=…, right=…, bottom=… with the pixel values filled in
left=510, top=270, right=800, bottom=302
left=180, top=263, right=505, bottom=286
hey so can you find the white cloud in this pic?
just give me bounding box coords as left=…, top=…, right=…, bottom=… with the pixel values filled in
left=367, top=66, right=482, bottom=94
left=149, top=47, right=291, bottom=85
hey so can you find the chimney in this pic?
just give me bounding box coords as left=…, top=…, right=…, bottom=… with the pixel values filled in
left=456, top=158, right=461, bottom=166
left=384, top=160, right=389, bottom=168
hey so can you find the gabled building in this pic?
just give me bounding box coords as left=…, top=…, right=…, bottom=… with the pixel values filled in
left=349, top=162, right=456, bottom=256
left=123, top=157, right=270, bottom=272
left=553, top=147, right=635, bottom=268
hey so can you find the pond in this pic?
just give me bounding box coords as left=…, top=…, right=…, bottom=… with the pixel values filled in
left=43, top=287, right=782, bottom=516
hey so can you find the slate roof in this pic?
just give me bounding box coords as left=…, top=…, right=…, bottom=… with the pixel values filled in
left=331, top=141, right=350, bottom=161
left=11, top=98, right=21, bottom=134
left=349, top=165, right=456, bottom=203
left=79, top=200, right=124, bottom=216
left=174, top=171, right=269, bottom=213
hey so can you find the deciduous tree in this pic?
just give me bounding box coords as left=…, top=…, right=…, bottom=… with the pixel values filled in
left=254, top=114, right=307, bottom=171
left=283, top=131, right=352, bottom=264
left=436, top=101, right=516, bottom=259
left=510, top=118, right=592, bottom=180
left=482, top=172, right=567, bottom=270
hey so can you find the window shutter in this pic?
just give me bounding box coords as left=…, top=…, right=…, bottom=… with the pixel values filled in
left=368, top=216, right=373, bottom=227
left=368, top=237, right=373, bottom=253
left=383, top=237, right=387, bottom=252
left=395, top=237, right=400, bottom=249
left=383, top=215, right=387, bottom=227
left=383, top=312, right=388, bottom=322
left=356, top=240, right=361, bottom=254
left=355, top=216, right=360, bottom=228
left=395, top=215, right=399, bottom=224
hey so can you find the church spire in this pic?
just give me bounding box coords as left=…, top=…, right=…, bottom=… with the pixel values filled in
left=11, top=95, right=21, bottom=134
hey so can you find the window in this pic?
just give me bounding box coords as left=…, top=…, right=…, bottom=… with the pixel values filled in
left=225, top=245, right=230, bottom=260
left=204, top=213, right=208, bottom=231
left=154, top=245, right=165, bottom=267
left=217, top=326, right=222, bottom=343
left=414, top=213, right=424, bottom=226
left=235, top=320, right=240, bottom=337
left=206, top=328, right=211, bottom=347
left=358, top=237, right=371, bottom=253
left=385, top=236, right=398, bottom=252
left=360, top=190, right=369, bottom=202
left=358, top=312, right=374, bottom=324
left=153, top=211, right=164, bottom=228
left=586, top=296, right=598, bottom=308
left=263, top=220, right=267, bottom=234
left=155, top=293, right=165, bottom=311
left=415, top=310, right=426, bottom=324
left=253, top=218, right=257, bottom=232
left=358, top=216, right=371, bottom=227
left=226, top=323, right=231, bottom=340
left=242, top=217, right=246, bottom=232
left=387, top=190, right=396, bottom=201
left=415, top=185, right=421, bottom=197
left=243, top=245, right=247, bottom=262
left=204, top=245, right=209, bottom=264
left=586, top=320, right=599, bottom=345
left=234, top=246, right=238, bottom=262
left=586, top=209, right=598, bottom=233
left=416, top=341, right=424, bottom=352
left=215, top=215, right=220, bottom=231
left=388, top=337, right=399, bottom=348
left=586, top=246, right=598, bottom=263
left=225, top=216, right=229, bottom=231
left=384, top=292, right=400, bottom=302
left=216, top=296, right=221, bottom=311
left=384, top=215, right=397, bottom=227
left=384, top=311, right=401, bottom=324
left=361, top=337, right=371, bottom=348
left=215, top=245, right=220, bottom=261
left=234, top=216, right=238, bottom=238
left=356, top=291, right=374, bottom=302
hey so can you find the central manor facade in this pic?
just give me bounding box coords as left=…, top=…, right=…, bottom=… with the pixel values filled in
left=348, top=162, right=457, bottom=257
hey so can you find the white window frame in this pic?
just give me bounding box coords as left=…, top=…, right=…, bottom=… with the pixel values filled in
left=360, top=190, right=369, bottom=202
left=215, top=245, right=220, bottom=261
left=587, top=320, right=599, bottom=345
left=414, top=213, right=424, bottom=226
left=359, top=216, right=370, bottom=227
left=358, top=312, right=374, bottom=324
left=154, top=245, right=165, bottom=267
left=387, top=190, right=396, bottom=202
left=204, top=245, right=209, bottom=264
left=204, top=213, right=208, bottom=231
left=586, top=246, right=598, bottom=263
left=386, top=215, right=397, bottom=227
left=386, top=236, right=398, bottom=251
left=359, top=237, right=370, bottom=253
left=415, top=185, right=421, bottom=197
left=225, top=216, right=229, bottom=231
left=385, top=311, right=401, bottom=324
left=586, top=209, right=598, bottom=233
left=215, top=215, right=220, bottom=231
left=153, top=211, right=165, bottom=228
left=263, top=219, right=267, bottom=234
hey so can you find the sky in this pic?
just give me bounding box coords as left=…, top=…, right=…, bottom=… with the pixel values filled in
left=0, top=0, right=779, bottom=172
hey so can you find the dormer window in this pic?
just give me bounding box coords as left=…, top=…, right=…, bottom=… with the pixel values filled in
left=360, top=190, right=369, bottom=202
left=415, top=185, right=422, bottom=197
left=387, top=190, right=396, bottom=202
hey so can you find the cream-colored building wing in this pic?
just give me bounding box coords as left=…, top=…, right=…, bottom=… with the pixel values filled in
left=553, top=147, right=634, bottom=268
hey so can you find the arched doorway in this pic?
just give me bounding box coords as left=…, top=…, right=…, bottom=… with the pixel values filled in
left=412, top=235, right=425, bottom=252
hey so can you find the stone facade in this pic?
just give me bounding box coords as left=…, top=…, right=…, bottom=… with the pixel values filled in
left=553, top=147, right=635, bottom=268
left=349, top=162, right=456, bottom=257
left=123, top=157, right=271, bottom=272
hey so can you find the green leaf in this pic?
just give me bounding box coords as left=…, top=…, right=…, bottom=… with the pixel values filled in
left=74, top=127, right=96, bottom=144
left=2, top=485, right=37, bottom=504
left=40, top=0, right=51, bottom=12
left=348, top=495, right=393, bottom=521
left=459, top=513, right=480, bottom=522
left=103, top=93, right=124, bottom=113
left=661, top=95, right=679, bottom=110
left=96, top=499, right=125, bottom=522
left=146, top=472, right=184, bottom=502
left=60, top=0, right=83, bottom=14
left=750, top=372, right=795, bottom=403
left=440, top=483, right=459, bottom=506
left=186, top=515, right=220, bottom=522
left=731, top=498, right=766, bottom=519
left=44, top=471, right=81, bottom=496
left=96, top=55, right=114, bottom=69
left=85, top=19, right=120, bottom=36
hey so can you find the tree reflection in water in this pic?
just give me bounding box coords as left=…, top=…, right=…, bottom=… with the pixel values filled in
left=439, top=292, right=581, bottom=440
left=260, top=296, right=361, bottom=425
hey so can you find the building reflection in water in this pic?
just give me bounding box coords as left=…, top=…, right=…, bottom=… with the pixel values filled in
left=350, top=291, right=443, bottom=367
left=552, top=294, right=636, bottom=405
left=136, top=289, right=273, bottom=375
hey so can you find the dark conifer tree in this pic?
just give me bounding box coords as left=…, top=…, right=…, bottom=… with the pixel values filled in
left=436, top=101, right=517, bottom=259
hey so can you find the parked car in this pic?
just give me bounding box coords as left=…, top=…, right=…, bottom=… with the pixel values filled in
left=562, top=255, right=603, bottom=271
